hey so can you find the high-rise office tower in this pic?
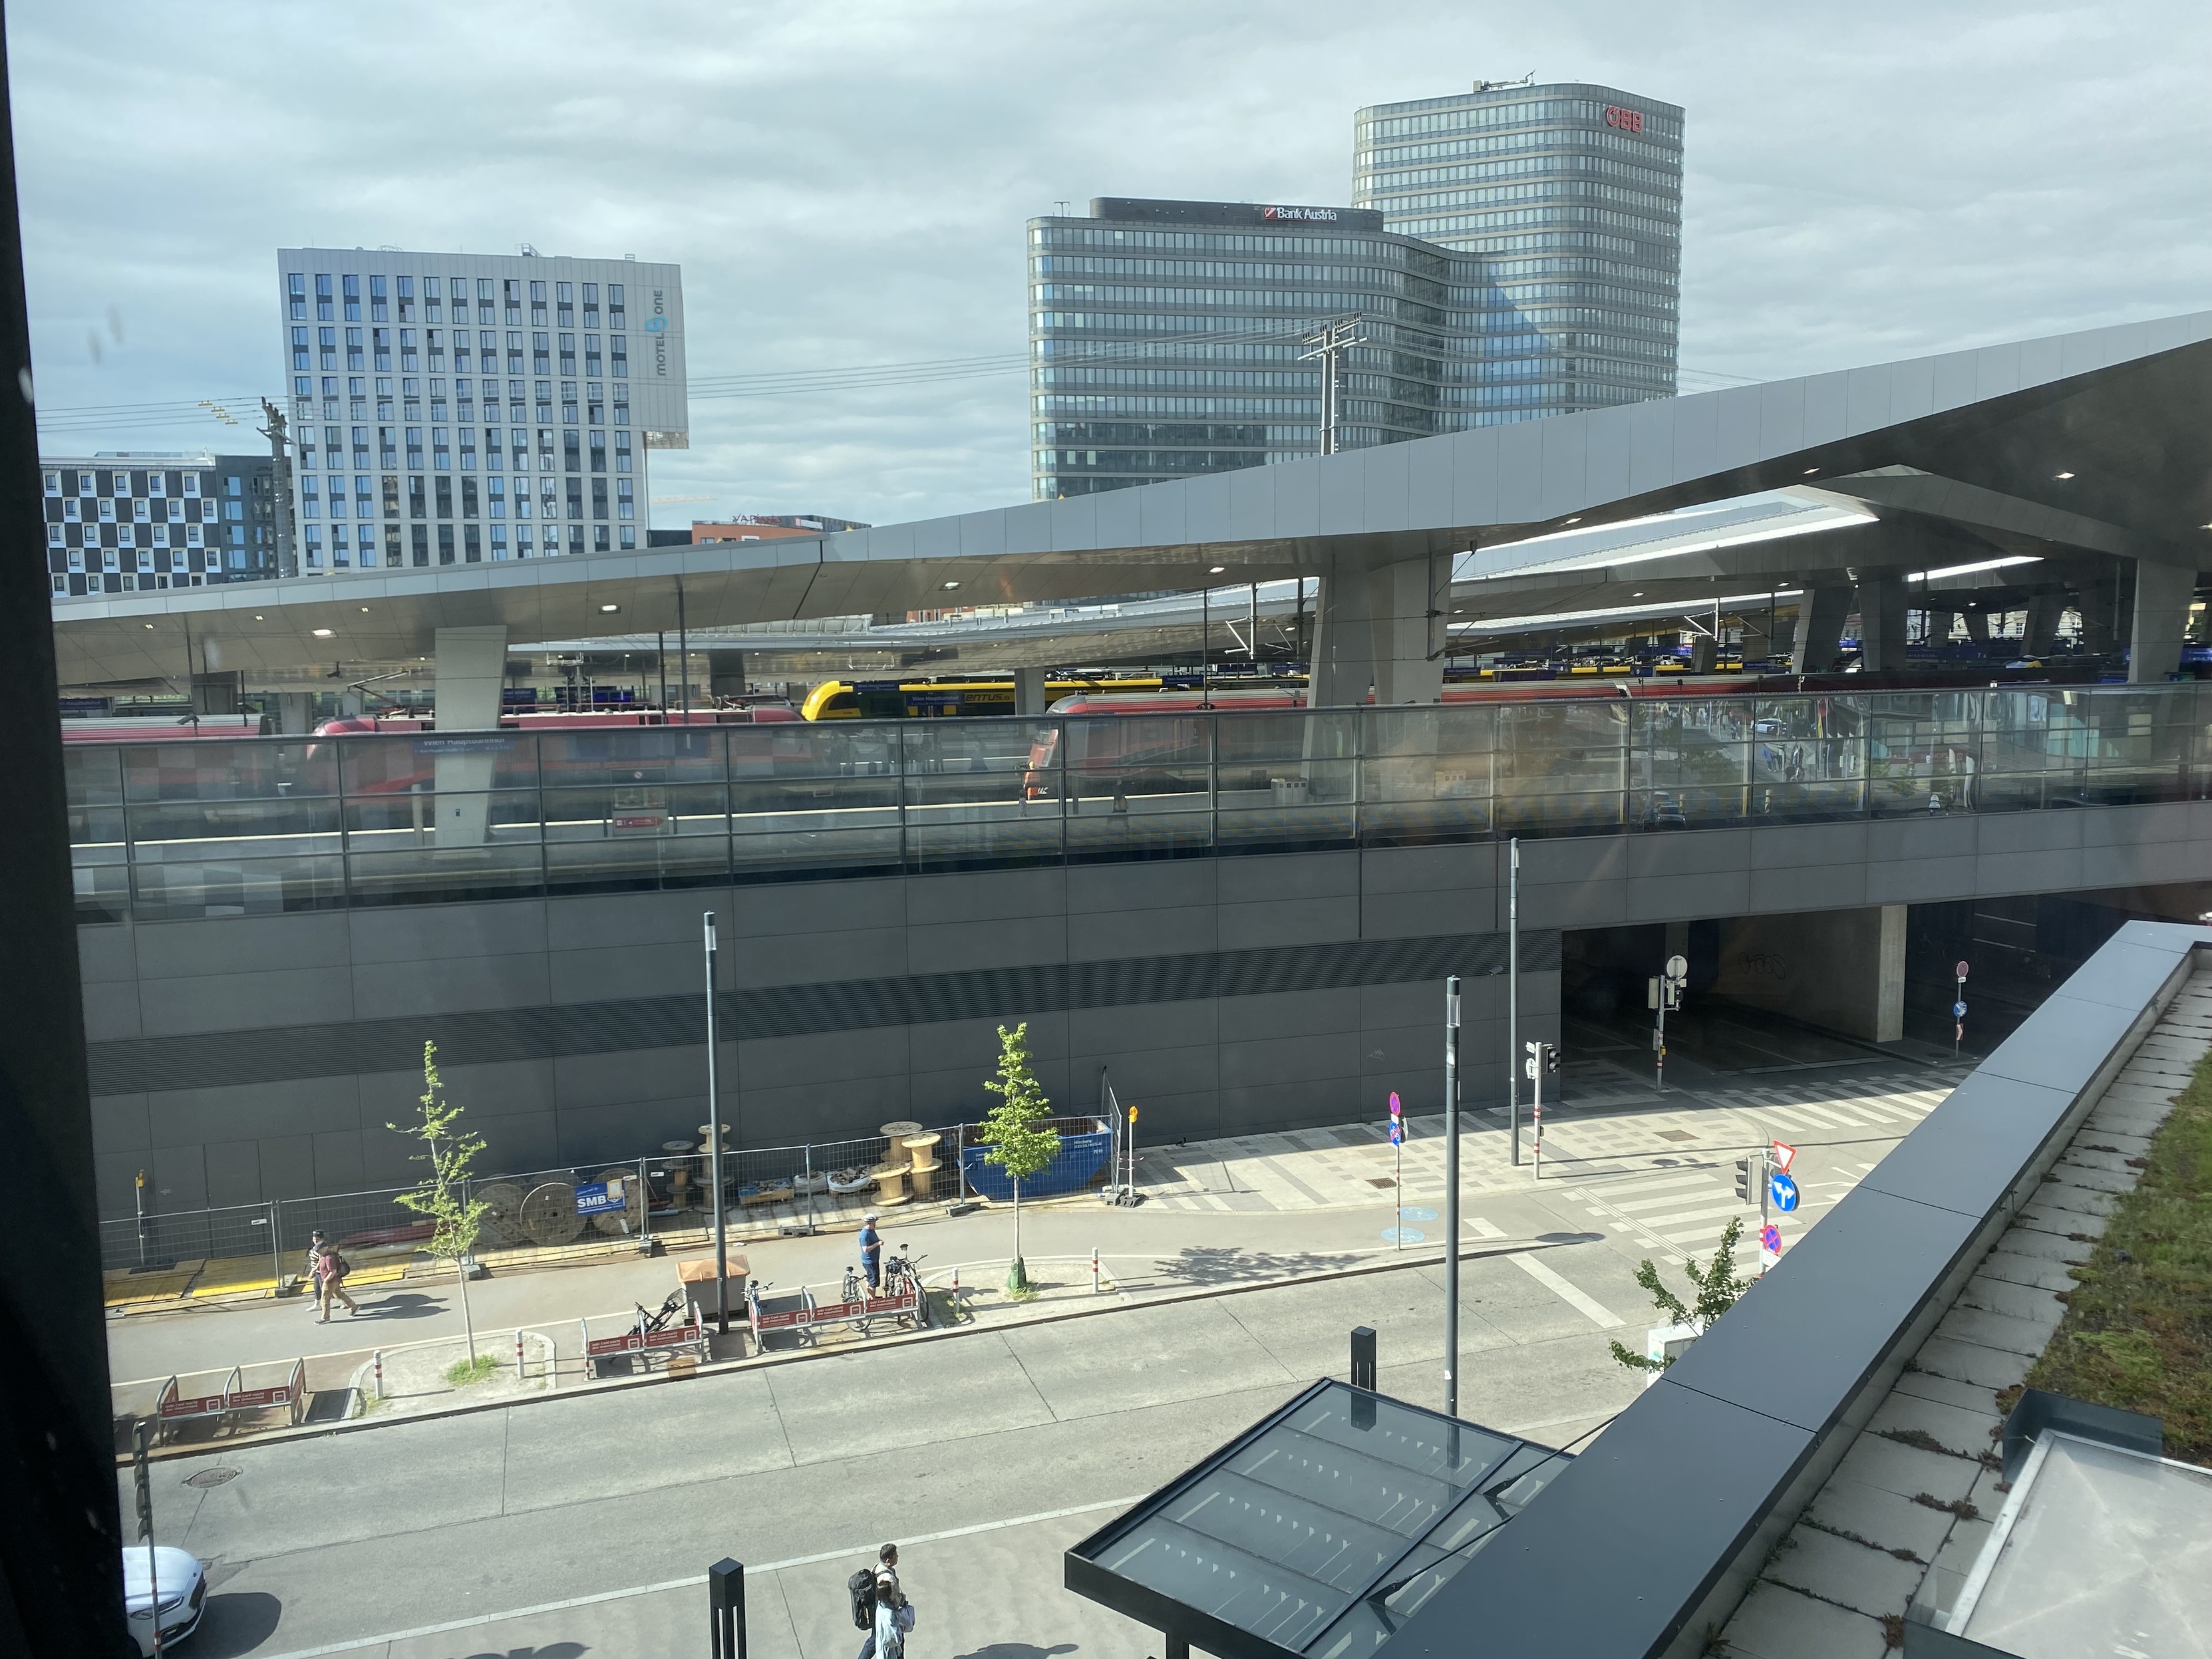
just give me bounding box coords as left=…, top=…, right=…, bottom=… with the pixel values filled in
left=1354, top=81, right=1683, bottom=424
left=1028, top=197, right=1471, bottom=499
left=277, top=247, right=687, bottom=575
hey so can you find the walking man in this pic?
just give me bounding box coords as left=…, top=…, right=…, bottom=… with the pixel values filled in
left=852, top=1543, right=901, bottom=1659
left=302, top=1229, right=329, bottom=1308
left=313, top=1243, right=359, bottom=1322
left=858, top=1211, right=883, bottom=1292
left=872, top=1570, right=913, bottom=1659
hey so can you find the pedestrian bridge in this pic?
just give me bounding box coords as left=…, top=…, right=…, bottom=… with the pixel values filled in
left=71, top=679, right=2212, bottom=924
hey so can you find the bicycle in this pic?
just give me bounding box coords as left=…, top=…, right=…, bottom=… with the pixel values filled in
left=882, top=1245, right=929, bottom=1328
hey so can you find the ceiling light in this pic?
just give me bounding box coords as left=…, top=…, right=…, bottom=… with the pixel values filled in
left=142, top=623, right=154, bottom=630
left=253, top=613, right=265, bottom=621
left=941, top=581, right=961, bottom=591
left=599, top=603, right=619, bottom=613
left=1633, top=591, right=1645, bottom=598
left=2053, top=471, right=2074, bottom=480
left=312, top=627, right=335, bottom=638
left=359, top=606, right=370, bottom=613
left=1802, top=467, right=1819, bottom=476
left=1209, top=565, right=1227, bottom=574
left=1563, top=517, right=1581, bottom=526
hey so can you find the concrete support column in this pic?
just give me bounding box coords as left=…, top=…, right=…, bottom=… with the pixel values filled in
left=1688, top=635, right=1717, bottom=673
left=190, top=672, right=241, bottom=716
left=2128, top=559, right=2196, bottom=684
left=1790, top=587, right=1851, bottom=674
left=1309, top=557, right=1444, bottom=707
left=1013, top=667, right=1048, bottom=716
left=2078, top=576, right=2119, bottom=655
left=432, top=625, right=509, bottom=849
left=2022, top=593, right=2063, bottom=655
left=1715, top=903, right=1905, bottom=1044
left=1855, top=575, right=1911, bottom=672
left=707, top=649, right=748, bottom=698
left=273, top=691, right=315, bottom=735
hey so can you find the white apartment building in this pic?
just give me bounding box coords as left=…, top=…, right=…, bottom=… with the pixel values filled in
left=277, top=247, right=687, bottom=575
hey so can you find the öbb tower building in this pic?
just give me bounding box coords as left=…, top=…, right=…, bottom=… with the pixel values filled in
left=1354, top=80, right=1683, bottom=424
left=1028, top=84, right=1679, bottom=500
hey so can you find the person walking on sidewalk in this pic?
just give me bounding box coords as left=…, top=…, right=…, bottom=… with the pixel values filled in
left=871, top=1571, right=914, bottom=1659
left=852, top=1544, right=901, bottom=1659
left=858, top=1212, right=883, bottom=1292
left=302, top=1229, right=329, bottom=1307
left=313, top=1243, right=359, bottom=1322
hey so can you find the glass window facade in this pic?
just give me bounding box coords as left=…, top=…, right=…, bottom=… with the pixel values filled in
left=1355, top=81, right=1682, bottom=430
left=1029, top=89, right=1681, bottom=504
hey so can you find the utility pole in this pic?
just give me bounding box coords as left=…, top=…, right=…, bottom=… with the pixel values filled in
left=703, top=911, right=728, bottom=1334
left=1443, top=975, right=1461, bottom=1418
left=259, top=398, right=295, bottom=578
left=1299, top=315, right=1367, bottom=456
left=1507, top=838, right=1521, bottom=1164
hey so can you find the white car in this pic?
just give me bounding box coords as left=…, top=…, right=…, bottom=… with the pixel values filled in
left=123, top=1544, right=206, bottom=1655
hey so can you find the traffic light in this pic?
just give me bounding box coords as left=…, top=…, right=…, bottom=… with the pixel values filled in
left=1542, top=1043, right=1560, bottom=1077
left=1734, top=1157, right=1754, bottom=1203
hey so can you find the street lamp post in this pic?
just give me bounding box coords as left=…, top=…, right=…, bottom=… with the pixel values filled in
left=1444, top=974, right=1461, bottom=1419
left=703, top=911, right=728, bottom=1334
left=1507, top=838, right=1521, bottom=1165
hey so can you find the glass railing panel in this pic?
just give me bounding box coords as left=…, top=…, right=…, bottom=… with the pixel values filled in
left=901, top=719, right=1062, bottom=870
left=728, top=776, right=903, bottom=880
left=1358, top=706, right=1494, bottom=847
left=1498, top=702, right=1629, bottom=835
left=1060, top=714, right=1213, bottom=862
left=64, top=742, right=122, bottom=811
left=122, top=737, right=338, bottom=802
left=2073, top=688, right=2196, bottom=804
left=125, top=794, right=344, bottom=855
left=730, top=720, right=901, bottom=782
left=541, top=782, right=732, bottom=893
left=535, top=723, right=726, bottom=786
left=130, top=854, right=347, bottom=921
left=1214, top=710, right=1358, bottom=853
left=337, top=730, right=542, bottom=795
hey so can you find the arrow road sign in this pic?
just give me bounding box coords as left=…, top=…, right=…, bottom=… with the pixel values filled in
left=1953, top=1000, right=1968, bottom=1018
left=1768, top=1170, right=1800, bottom=1213
left=1770, top=1139, right=1797, bottom=1173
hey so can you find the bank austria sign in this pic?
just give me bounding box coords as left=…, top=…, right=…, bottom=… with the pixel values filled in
left=1262, top=205, right=1339, bottom=222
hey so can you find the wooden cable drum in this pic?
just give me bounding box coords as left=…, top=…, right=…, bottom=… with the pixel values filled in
left=591, top=1167, right=640, bottom=1235
left=474, top=1182, right=526, bottom=1246
left=520, top=1182, right=585, bottom=1247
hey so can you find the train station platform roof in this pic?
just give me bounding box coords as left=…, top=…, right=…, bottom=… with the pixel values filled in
left=47, top=307, right=2212, bottom=690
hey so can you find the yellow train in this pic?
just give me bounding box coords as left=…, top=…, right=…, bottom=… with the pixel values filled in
left=802, top=676, right=1178, bottom=720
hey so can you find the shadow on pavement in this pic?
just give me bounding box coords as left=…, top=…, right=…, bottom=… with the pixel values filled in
left=1537, top=1232, right=1606, bottom=1246
left=453, top=1646, right=587, bottom=1659
left=1153, top=1245, right=1368, bottom=1286
left=194, top=1590, right=283, bottom=1656
left=953, top=1644, right=1078, bottom=1659
left=354, top=1291, right=444, bottom=1321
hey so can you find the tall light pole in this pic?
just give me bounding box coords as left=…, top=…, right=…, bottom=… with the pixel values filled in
left=1443, top=974, right=1461, bottom=1419
left=1507, top=837, right=1521, bottom=1165
left=703, top=911, right=728, bottom=1334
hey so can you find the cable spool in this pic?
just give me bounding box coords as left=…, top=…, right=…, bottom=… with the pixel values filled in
left=520, top=1182, right=584, bottom=1247
left=474, top=1182, right=526, bottom=1246
left=591, top=1167, right=640, bottom=1235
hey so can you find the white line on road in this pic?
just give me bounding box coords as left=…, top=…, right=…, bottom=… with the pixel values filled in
left=1467, top=1218, right=1505, bottom=1239
left=253, top=1493, right=1146, bottom=1659
left=1509, top=1252, right=1624, bottom=1328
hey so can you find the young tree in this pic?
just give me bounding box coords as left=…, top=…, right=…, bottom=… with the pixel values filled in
left=978, top=1022, right=1060, bottom=1292
left=1609, top=1216, right=1756, bottom=1374
left=389, top=1040, right=492, bottom=1363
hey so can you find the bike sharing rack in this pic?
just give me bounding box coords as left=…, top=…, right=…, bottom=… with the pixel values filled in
left=744, top=1276, right=927, bottom=1349
left=152, top=1357, right=307, bottom=1441
left=579, top=1298, right=709, bottom=1380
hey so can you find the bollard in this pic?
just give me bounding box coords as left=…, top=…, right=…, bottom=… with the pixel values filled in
left=709, top=1557, right=747, bottom=1659
left=1092, top=1247, right=1100, bottom=1294
left=514, top=1328, right=526, bottom=1382
left=951, top=1265, right=960, bottom=1295
left=372, top=1349, right=383, bottom=1401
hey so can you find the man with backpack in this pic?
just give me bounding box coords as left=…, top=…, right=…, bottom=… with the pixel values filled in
left=850, top=1544, right=911, bottom=1659
left=313, top=1241, right=359, bottom=1322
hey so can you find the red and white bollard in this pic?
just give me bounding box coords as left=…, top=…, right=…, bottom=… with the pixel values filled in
left=514, top=1328, right=526, bottom=1382
left=951, top=1265, right=960, bottom=1296
left=1092, top=1247, right=1101, bottom=1294
left=371, top=1349, right=383, bottom=1400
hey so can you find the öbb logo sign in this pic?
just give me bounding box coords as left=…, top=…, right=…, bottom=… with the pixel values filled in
left=1604, top=106, right=1645, bottom=134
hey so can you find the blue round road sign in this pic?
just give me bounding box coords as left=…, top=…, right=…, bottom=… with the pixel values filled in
left=1381, top=1227, right=1425, bottom=1245
left=1769, top=1170, right=1800, bottom=1213
left=1953, top=1000, right=1968, bottom=1018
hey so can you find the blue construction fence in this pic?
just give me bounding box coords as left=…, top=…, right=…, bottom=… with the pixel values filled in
left=953, top=1117, right=1114, bottom=1202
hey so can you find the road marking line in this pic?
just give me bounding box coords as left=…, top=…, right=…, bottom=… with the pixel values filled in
left=1639, top=1203, right=1756, bottom=1229
left=253, top=1494, right=1147, bottom=1659
left=1467, top=1218, right=1504, bottom=1239
left=1508, top=1252, right=1623, bottom=1328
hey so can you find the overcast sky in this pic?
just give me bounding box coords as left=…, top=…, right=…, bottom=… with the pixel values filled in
left=11, top=1, right=2210, bottom=529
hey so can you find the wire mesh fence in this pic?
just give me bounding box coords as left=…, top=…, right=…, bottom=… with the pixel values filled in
left=118, top=1114, right=1120, bottom=1285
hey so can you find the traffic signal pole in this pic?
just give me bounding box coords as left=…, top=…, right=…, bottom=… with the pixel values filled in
left=1443, top=977, right=1461, bottom=1418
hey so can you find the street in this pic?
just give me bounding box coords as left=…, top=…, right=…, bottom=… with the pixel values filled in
left=120, top=1058, right=1966, bottom=1658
